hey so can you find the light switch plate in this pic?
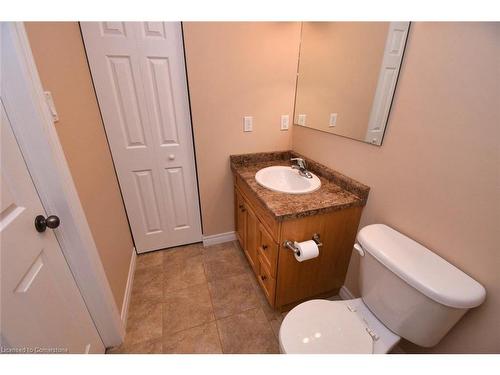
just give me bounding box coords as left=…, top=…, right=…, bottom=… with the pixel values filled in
left=329, top=113, right=338, bottom=127
left=280, top=115, right=289, bottom=130
left=298, top=114, right=306, bottom=126
left=243, top=116, right=253, bottom=132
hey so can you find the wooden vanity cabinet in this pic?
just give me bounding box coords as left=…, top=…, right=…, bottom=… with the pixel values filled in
left=234, top=175, right=363, bottom=311
left=235, top=189, right=258, bottom=274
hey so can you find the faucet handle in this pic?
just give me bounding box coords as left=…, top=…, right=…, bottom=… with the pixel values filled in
left=291, top=157, right=307, bottom=169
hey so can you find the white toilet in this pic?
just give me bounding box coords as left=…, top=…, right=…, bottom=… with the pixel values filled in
left=279, top=224, right=486, bottom=354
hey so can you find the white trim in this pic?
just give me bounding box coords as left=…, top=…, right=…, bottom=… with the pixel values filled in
left=120, top=248, right=137, bottom=328
left=339, top=285, right=356, bottom=300
left=202, top=231, right=237, bottom=247
left=1, top=23, right=123, bottom=347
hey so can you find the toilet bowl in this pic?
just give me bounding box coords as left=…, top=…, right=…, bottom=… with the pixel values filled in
left=279, top=298, right=400, bottom=354
left=278, top=224, right=486, bottom=354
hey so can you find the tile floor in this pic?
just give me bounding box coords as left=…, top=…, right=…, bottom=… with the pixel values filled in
left=107, top=241, right=288, bottom=354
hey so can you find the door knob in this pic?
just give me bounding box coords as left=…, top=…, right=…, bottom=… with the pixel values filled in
left=35, top=215, right=60, bottom=233
left=168, top=154, right=175, bottom=160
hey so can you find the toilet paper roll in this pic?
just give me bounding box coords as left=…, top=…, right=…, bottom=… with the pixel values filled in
left=293, top=240, right=319, bottom=262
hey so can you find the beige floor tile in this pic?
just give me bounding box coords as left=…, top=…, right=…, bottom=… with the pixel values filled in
left=163, top=242, right=203, bottom=266
left=201, top=241, right=238, bottom=258
left=216, top=307, right=279, bottom=354
left=163, top=284, right=215, bottom=334
left=107, top=338, right=163, bottom=354
left=163, top=255, right=206, bottom=294
left=208, top=273, right=260, bottom=319
left=269, top=318, right=282, bottom=340
left=135, top=250, right=163, bottom=271
left=203, top=243, right=249, bottom=282
left=130, top=265, right=163, bottom=306
left=114, top=242, right=295, bottom=355
left=163, top=321, right=222, bottom=354
left=125, top=300, right=163, bottom=345
left=247, top=271, right=283, bottom=321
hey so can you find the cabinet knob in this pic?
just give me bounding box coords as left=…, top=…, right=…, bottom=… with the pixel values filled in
left=239, top=204, right=246, bottom=212
left=260, top=275, right=267, bottom=281
left=262, top=245, right=268, bottom=250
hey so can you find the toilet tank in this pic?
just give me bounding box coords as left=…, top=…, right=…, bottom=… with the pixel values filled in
left=356, top=224, right=486, bottom=347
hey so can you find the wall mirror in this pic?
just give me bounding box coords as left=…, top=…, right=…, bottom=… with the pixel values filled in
left=293, top=22, right=410, bottom=145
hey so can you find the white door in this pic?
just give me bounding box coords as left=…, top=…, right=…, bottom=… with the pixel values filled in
left=365, top=22, right=410, bottom=145
left=0, top=103, right=104, bottom=353
left=81, top=22, right=202, bottom=253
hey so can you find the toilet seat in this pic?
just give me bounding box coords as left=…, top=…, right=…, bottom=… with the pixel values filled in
left=279, top=299, right=374, bottom=354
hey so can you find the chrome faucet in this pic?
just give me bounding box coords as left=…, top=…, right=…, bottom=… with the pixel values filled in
left=291, top=158, right=313, bottom=179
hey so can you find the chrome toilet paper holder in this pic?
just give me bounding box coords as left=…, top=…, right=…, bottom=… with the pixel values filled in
left=283, top=233, right=323, bottom=256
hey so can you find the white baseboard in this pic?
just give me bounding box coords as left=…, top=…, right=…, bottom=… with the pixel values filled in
left=202, top=231, right=237, bottom=247
left=339, top=285, right=355, bottom=300
left=120, top=247, right=137, bottom=328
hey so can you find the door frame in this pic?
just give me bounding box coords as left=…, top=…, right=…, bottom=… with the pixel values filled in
left=1, top=22, right=123, bottom=347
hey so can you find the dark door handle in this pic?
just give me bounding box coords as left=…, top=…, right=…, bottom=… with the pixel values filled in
left=35, top=215, right=60, bottom=232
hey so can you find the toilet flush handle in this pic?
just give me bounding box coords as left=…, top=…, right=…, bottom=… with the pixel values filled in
left=353, top=243, right=365, bottom=257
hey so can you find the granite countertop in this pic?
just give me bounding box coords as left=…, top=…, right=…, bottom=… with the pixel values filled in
left=230, top=151, right=370, bottom=221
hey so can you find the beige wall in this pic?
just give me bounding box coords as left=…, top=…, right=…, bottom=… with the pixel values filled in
left=24, top=22, right=499, bottom=352
left=183, top=22, right=301, bottom=236
left=293, top=23, right=500, bottom=353
left=295, top=22, right=388, bottom=139
left=25, top=22, right=134, bottom=311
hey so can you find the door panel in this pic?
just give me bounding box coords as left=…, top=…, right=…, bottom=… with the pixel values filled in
left=142, top=22, right=166, bottom=39
left=147, top=58, right=179, bottom=145
left=164, top=167, right=189, bottom=228
left=107, top=56, right=148, bottom=148
left=133, top=169, right=163, bottom=234
left=101, top=22, right=127, bottom=36
left=0, top=103, right=104, bottom=353
left=81, top=22, right=202, bottom=253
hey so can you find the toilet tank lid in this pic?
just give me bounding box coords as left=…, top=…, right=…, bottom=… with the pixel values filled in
left=357, top=224, right=486, bottom=309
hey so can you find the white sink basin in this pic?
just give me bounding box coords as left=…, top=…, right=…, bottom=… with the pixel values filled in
left=255, top=166, right=321, bottom=194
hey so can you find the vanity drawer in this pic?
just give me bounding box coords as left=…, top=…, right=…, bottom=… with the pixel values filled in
left=235, top=175, right=280, bottom=242
left=257, top=223, right=278, bottom=278
left=257, top=254, right=276, bottom=307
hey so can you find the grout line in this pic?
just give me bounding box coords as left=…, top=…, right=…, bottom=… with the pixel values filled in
left=164, top=319, right=216, bottom=338
left=202, top=253, right=225, bottom=353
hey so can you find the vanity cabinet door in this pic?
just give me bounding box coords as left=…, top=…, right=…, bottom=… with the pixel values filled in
left=257, top=223, right=278, bottom=278
left=245, top=205, right=259, bottom=274
left=235, top=189, right=247, bottom=249
left=257, top=255, right=276, bottom=307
